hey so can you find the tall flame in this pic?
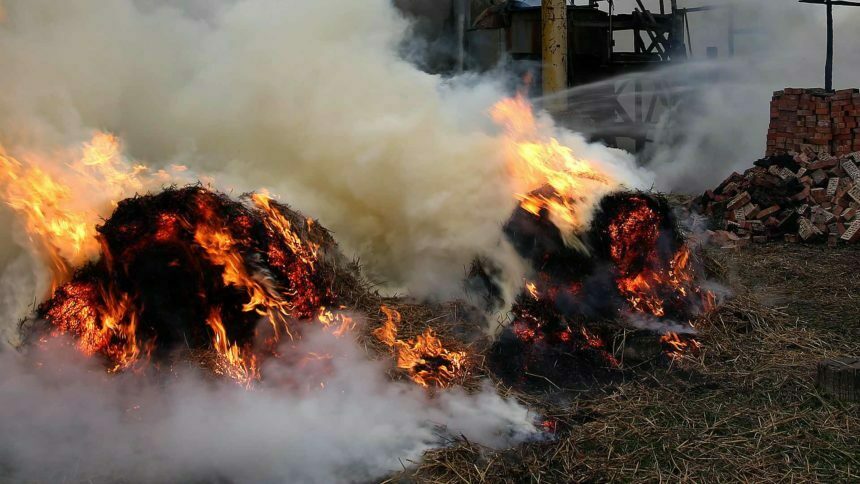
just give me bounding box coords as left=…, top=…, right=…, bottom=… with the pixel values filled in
left=206, top=307, right=259, bottom=385
left=194, top=222, right=295, bottom=340
left=490, top=94, right=617, bottom=239
left=0, top=132, right=187, bottom=286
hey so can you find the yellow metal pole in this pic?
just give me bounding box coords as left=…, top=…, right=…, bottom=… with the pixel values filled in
left=542, top=0, right=568, bottom=113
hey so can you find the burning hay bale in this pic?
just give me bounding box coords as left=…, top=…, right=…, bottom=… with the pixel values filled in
left=694, top=150, right=860, bottom=246
left=23, top=186, right=360, bottom=383
left=489, top=191, right=714, bottom=388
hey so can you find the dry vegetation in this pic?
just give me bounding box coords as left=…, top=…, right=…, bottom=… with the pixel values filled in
left=379, top=244, right=860, bottom=483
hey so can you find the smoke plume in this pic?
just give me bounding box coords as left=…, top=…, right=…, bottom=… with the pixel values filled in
left=0, top=327, right=538, bottom=483
left=644, top=0, right=860, bottom=192
left=0, top=0, right=647, bottom=311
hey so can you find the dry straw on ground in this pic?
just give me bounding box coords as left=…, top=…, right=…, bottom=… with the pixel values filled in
left=382, top=245, right=860, bottom=483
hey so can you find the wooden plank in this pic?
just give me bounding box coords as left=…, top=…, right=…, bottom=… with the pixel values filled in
left=800, top=0, right=860, bottom=6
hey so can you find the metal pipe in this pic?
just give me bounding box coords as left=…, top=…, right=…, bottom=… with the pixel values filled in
left=542, top=0, right=568, bottom=113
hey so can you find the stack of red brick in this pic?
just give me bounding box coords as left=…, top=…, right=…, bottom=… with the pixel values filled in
left=767, top=88, right=860, bottom=157
left=694, top=148, right=860, bottom=247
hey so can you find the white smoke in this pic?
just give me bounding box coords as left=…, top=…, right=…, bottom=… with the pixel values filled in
left=0, top=0, right=646, bottom=308
left=0, top=1, right=651, bottom=480
left=0, top=326, right=538, bottom=483
left=642, top=0, right=860, bottom=192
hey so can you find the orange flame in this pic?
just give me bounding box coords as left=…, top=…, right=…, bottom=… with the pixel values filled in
left=490, top=94, right=616, bottom=237
left=45, top=281, right=142, bottom=372
left=660, top=332, right=702, bottom=361
left=0, top=132, right=187, bottom=287
left=194, top=222, right=295, bottom=340
left=205, top=308, right=259, bottom=385
left=525, top=281, right=539, bottom=300
left=373, top=305, right=467, bottom=388
left=607, top=197, right=714, bottom=318
left=251, top=192, right=320, bottom=271
left=317, top=307, right=355, bottom=337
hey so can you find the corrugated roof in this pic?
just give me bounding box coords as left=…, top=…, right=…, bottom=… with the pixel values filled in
left=509, top=0, right=543, bottom=8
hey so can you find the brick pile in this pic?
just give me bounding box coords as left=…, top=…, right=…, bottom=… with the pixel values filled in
left=767, top=88, right=860, bottom=157
left=693, top=149, right=860, bottom=248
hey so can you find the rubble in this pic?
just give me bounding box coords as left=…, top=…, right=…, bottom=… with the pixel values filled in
left=693, top=150, right=860, bottom=247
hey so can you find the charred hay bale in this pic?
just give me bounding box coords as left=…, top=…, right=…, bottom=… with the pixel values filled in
left=502, top=186, right=596, bottom=282
left=491, top=191, right=705, bottom=390
left=25, top=185, right=363, bottom=369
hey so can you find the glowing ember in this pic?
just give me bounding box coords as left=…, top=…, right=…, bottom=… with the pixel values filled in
left=606, top=195, right=715, bottom=319
left=373, top=305, right=467, bottom=388
left=45, top=280, right=143, bottom=372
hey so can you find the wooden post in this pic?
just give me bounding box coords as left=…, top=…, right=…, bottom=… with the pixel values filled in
left=542, top=0, right=568, bottom=113
left=799, top=0, right=860, bottom=91
left=728, top=4, right=735, bottom=57
left=825, top=0, right=833, bottom=91
left=454, top=0, right=468, bottom=73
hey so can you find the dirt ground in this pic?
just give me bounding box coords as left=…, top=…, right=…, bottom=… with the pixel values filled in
left=398, top=243, right=860, bottom=483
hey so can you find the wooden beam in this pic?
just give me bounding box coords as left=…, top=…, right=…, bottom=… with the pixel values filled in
left=633, top=10, right=667, bottom=57
left=826, top=0, right=833, bottom=91
left=800, top=0, right=860, bottom=91
left=817, top=357, right=860, bottom=402
left=800, top=0, right=860, bottom=6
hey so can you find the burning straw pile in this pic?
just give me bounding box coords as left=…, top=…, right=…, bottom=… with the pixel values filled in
left=22, top=186, right=365, bottom=383
left=480, top=190, right=715, bottom=389
left=13, top=179, right=472, bottom=389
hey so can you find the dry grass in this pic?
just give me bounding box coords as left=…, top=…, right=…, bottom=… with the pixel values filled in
left=384, top=244, right=860, bottom=483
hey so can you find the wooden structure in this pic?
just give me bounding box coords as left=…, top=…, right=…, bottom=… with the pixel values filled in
left=466, top=1, right=704, bottom=151
left=799, top=0, right=860, bottom=92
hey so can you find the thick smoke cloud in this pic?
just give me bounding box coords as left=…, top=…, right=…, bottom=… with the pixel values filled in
left=0, top=327, right=538, bottom=483
left=0, top=0, right=647, bottom=318
left=0, top=0, right=516, bottom=302
left=0, top=1, right=644, bottom=480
